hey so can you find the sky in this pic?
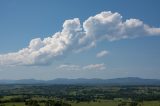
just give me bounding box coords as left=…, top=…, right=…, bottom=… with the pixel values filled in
left=0, top=0, right=160, bottom=80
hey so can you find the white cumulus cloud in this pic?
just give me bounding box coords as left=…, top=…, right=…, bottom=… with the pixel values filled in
left=0, top=11, right=160, bottom=66
left=0, top=18, right=81, bottom=66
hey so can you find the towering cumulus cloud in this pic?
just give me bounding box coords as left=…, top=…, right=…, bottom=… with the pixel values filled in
left=0, top=11, right=160, bottom=66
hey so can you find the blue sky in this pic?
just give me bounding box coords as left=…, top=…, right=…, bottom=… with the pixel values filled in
left=0, top=0, right=160, bottom=80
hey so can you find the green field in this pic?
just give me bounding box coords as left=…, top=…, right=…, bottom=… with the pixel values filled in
left=72, top=101, right=160, bottom=106
left=2, top=101, right=160, bottom=106
left=71, top=100, right=118, bottom=106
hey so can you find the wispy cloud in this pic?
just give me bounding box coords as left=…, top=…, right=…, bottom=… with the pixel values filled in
left=83, top=63, right=106, bottom=70
left=57, top=64, right=80, bottom=71
left=0, top=11, right=160, bottom=66
left=57, top=63, right=106, bottom=71
left=96, top=50, right=109, bottom=58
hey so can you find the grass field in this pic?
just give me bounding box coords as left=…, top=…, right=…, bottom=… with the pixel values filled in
left=71, top=101, right=160, bottom=106
left=4, top=102, right=25, bottom=106
left=2, top=101, right=160, bottom=106
left=71, top=100, right=118, bottom=106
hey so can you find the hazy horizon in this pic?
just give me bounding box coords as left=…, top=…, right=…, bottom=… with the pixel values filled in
left=1, top=77, right=160, bottom=81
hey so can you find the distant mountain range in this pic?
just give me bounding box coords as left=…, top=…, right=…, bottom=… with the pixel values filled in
left=0, top=77, right=160, bottom=85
